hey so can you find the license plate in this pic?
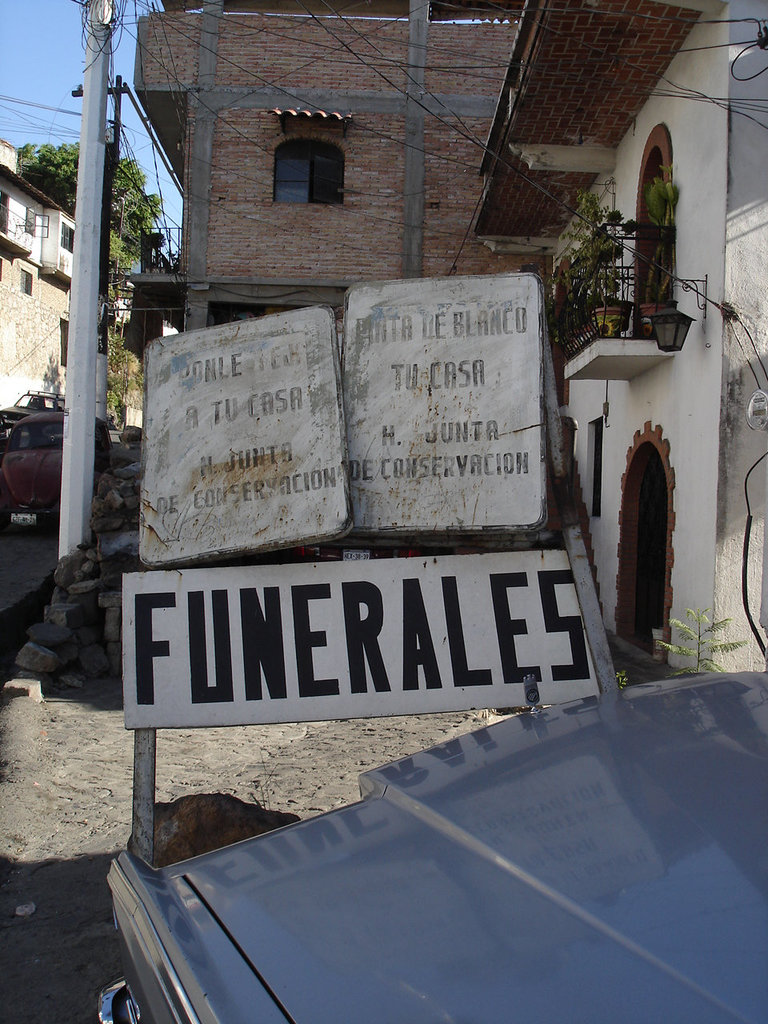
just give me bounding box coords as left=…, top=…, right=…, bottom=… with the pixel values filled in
left=11, top=512, right=36, bottom=526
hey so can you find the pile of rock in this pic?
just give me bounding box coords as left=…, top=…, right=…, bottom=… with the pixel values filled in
left=11, top=429, right=143, bottom=693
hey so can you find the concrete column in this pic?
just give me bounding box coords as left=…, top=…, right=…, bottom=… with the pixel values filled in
left=185, top=0, right=223, bottom=330
left=402, top=0, right=428, bottom=278
left=59, top=0, right=112, bottom=557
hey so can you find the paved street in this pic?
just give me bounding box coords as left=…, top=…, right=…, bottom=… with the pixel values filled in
left=0, top=524, right=58, bottom=660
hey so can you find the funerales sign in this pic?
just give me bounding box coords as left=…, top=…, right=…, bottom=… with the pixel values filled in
left=123, top=551, right=599, bottom=729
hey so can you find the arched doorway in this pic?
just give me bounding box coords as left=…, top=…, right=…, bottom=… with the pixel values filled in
left=616, top=426, right=675, bottom=647
left=634, top=448, right=667, bottom=638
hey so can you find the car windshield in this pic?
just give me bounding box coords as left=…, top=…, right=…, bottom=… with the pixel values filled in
left=9, top=421, right=64, bottom=451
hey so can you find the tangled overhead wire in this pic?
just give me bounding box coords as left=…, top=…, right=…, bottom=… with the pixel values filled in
left=731, top=20, right=768, bottom=80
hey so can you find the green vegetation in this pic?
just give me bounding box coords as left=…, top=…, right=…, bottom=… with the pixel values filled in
left=658, top=608, right=747, bottom=674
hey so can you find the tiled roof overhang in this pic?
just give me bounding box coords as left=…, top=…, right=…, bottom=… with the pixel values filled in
left=476, top=0, right=713, bottom=246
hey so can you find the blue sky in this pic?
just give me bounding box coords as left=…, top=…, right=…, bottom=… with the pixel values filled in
left=0, top=0, right=181, bottom=228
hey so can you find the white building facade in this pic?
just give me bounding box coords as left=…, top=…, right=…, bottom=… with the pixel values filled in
left=479, top=0, right=768, bottom=670
left=0, top=140, right=74, bottom=407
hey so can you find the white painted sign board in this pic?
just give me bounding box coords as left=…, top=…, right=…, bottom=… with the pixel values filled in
left=122, top=551, right=599, bottom=729
left=343, top=274, right=546, bottom=535
left=140, top=307, right=351, bottom=566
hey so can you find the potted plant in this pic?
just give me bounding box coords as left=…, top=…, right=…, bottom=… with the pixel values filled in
left=639, top=166, right=678, bottom=336
left=557, top=191, right=634, bottom=341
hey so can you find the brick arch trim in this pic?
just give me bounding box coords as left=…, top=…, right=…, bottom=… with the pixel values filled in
left=615, top=421, right=675, bottom=642
left=636, top=123, right=673, bottom=220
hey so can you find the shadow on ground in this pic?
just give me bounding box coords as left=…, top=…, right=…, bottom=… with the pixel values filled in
left=0, top=851, right=123, bottom=1024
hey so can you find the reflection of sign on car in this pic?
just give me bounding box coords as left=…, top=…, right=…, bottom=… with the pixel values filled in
left=0, top=412, right=110, bottom=529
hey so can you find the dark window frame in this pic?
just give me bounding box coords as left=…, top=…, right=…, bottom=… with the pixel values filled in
left=589, top=415, right=603, bottom=517
left=61, top=222, right=74, bottom=252
left=274, top=139, right=344, bottom=205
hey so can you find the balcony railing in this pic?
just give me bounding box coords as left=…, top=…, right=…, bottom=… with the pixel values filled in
left=0, top=204, right=34, bottom=253
left=139, top=228, right=182, bottom=275
left=554, top=223, right=676, bottom=362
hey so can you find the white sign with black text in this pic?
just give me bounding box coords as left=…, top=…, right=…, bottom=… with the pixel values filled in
left=140, top=306, right=351, bottom=567
left=122, top=551, right=599, bottom=729
left=343, top=274, right=546, bottom=535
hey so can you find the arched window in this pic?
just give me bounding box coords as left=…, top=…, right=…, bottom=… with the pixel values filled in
left=635, top=124, right=673, bottom=317
left=274, top=140, right=344, bottom=204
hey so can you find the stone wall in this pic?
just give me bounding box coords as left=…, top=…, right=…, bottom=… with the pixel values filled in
left=11, top=429, right=142, bottom=691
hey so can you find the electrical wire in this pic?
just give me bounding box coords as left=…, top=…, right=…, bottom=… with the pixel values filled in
left=108, top=1, right=768, bottom=288
left=742, top=449, right=768, bottom=655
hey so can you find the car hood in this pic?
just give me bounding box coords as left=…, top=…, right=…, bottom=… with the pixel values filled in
left=1, top=447, right=61, bottom=507
left=112, top=673, right=768, bottom=1023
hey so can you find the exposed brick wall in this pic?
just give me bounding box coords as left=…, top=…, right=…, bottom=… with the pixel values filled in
left=615, top=421, right=675, bottom=642
left=217, top=15, right=411, bottom=93
left=422, top=115, right=522, bottom=278
left=140, top=13, right=201, bottom=85
left=144, top=11, right=517, bottom=286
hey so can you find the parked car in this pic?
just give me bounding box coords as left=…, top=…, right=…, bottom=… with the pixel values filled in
left=0, top=412, right=111, bottom=529
left=101, top=672, right=768, bottom=1024
left=0, top=411, right=11, bottom=457
left=1, top=390, right=65, bottom=424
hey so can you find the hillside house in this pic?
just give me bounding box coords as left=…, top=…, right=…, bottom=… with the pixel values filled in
left=478, top=0, right=768, bottom=669
left=129, top=0, right=533, bottom=339
left=0, top=140, right=73, bottom=407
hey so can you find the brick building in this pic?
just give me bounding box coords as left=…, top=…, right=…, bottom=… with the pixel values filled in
left=0, top=140, right=73, bottom=407
left=130, top=0, right=531, bottom=336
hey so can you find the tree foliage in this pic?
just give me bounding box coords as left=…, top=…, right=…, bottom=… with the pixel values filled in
left=107, top=327, right=143, bottom=427
left=18, top=143, right=79, bottom=213
left=18, top=142, right=160, bottom=267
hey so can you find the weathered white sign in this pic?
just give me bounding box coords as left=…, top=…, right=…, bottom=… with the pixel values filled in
left=122, top=551, right=598, bottom=729
left=342, top=274, right=546, bottom=536
left=140, top=307, right=351, bottom=566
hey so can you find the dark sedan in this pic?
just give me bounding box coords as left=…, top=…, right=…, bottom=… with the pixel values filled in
left=0, top=412, right=111, bottom=529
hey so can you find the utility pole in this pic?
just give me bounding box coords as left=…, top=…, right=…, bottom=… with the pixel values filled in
left=59, top=0, right=113, bottom=558
left=97, top=75, right=126, bottom=420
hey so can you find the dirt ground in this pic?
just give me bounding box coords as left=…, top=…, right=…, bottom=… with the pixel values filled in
left=0, top=667, right=488, bottom=1024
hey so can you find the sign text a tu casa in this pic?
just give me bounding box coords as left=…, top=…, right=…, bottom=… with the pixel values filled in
left=140, top=306, right=351, bottom=567
left=343, top=273, right=547, bottom=537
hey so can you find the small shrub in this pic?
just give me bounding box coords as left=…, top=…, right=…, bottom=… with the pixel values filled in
left=658, top=608, right=747, bottom=674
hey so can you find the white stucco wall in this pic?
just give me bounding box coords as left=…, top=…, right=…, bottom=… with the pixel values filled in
left=0, top=256, right=68, bottom=407
left=714, top=2, right=768, bottom=669
left=564, top=12, right=767, bottom=667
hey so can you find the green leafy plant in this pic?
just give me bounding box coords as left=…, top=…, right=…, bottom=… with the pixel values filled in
left=616, top=669, right=629, bottom=689
left=657, top=608, right=747, bottom=674
left=560, top=191, right=632, bottom=307
left=643, top=165, right=678, bottom=305
left=107, top=328, right=143, bottom=429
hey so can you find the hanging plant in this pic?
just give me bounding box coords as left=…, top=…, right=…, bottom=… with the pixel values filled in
left=552, top=191, right=635, bottom=347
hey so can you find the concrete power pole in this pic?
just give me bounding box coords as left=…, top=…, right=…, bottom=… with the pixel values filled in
left=59, top=0, right=113, bottom=558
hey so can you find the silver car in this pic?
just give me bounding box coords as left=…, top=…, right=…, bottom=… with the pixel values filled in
left=101, top=672, right=768, bottom=1023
